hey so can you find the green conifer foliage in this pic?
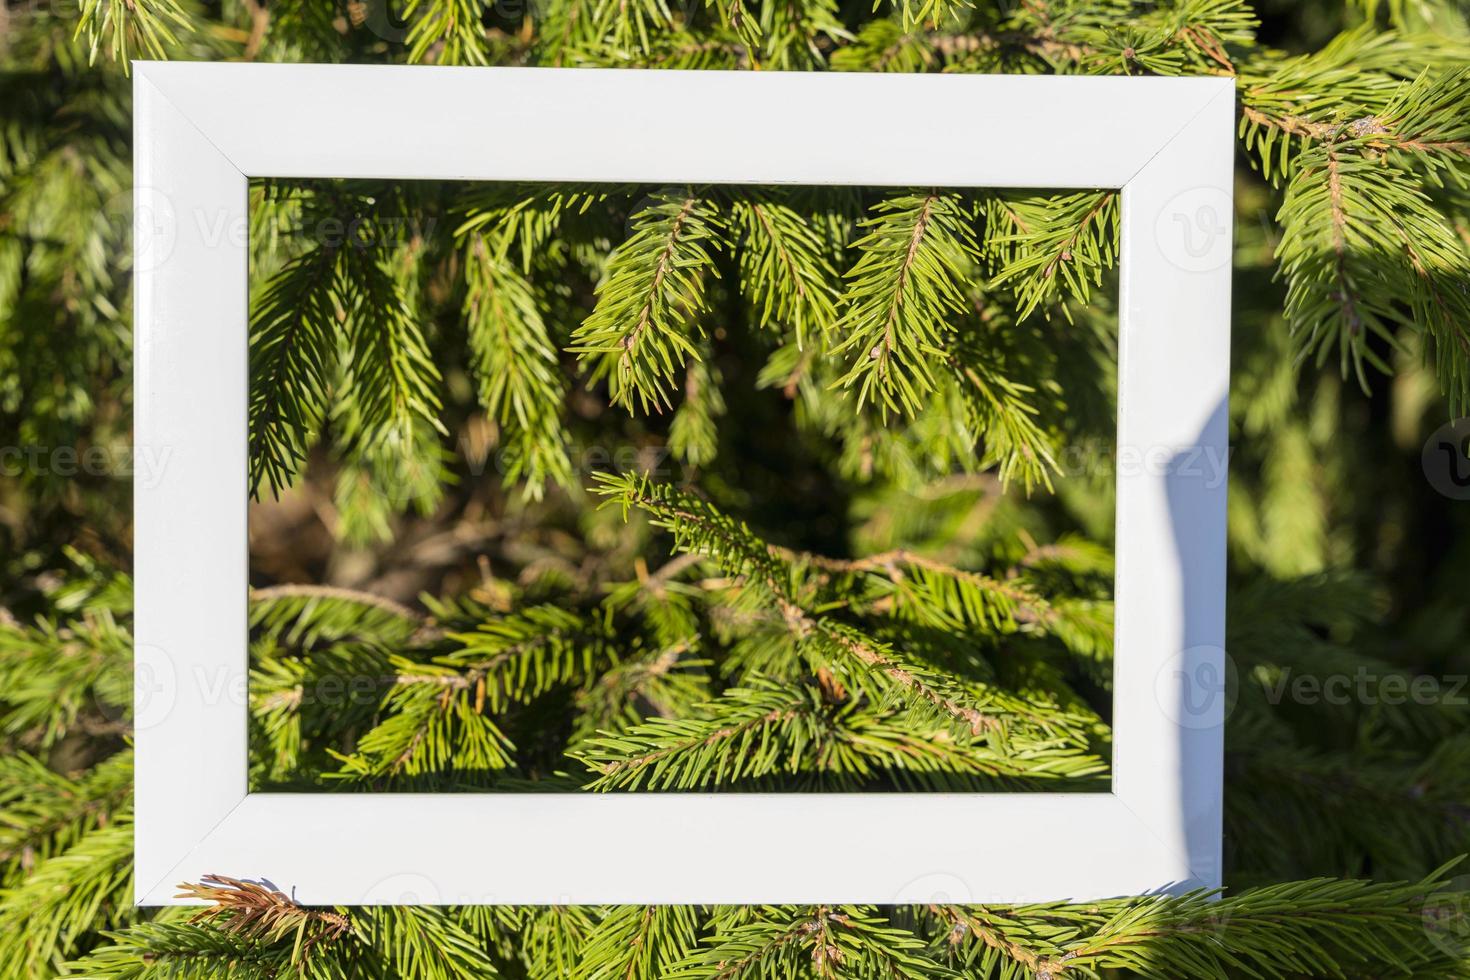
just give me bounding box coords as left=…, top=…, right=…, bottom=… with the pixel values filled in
left=2, top=0, right=1470, bottom=976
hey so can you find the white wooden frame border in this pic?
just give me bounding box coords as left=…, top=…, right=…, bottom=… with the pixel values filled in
left=133, top=64, right=1234, bottom=906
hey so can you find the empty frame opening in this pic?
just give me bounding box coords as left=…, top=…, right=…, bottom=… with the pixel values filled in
left=245, top=178, right=1120, bottom=794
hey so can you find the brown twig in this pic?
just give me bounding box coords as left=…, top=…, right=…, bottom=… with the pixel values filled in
left=178, top=875, right=351, bottom=962
left=769, top=544, right=1051, bottom=624
left=250, top=583, right=424, bottom=623
left=240, top=0, right=269, bottom=60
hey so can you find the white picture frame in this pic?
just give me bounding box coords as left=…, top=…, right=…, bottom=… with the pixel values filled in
left=133, top=63, right=1234, bottom=906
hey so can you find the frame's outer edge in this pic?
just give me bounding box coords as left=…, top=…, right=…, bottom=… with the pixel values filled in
left=152, top=793, right=1184, bottom=906
left=130, top=65, right=1235, bottom=905
left=135, top=63, right=1224, bottom=188
left=1113, top=82, right=1234, bottom=891
left=133, top=69, right=251, bottom=904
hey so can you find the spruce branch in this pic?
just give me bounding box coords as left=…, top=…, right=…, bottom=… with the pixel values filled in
left=830, top=20, right=939, bottom=73
left=922, top=868, right=1470, bottom=977
left=1163, top=0, right=1258, bottom=73
left=1240, top=64, right=1469, bottom=187
left=593, top=474, right=1096, bottom=743
left=1276, top=139, right=1470, bottom=411
left=730, top=191, right=841, bottom=348
left=0, top=818, right=132, bottom=973
left=706, top=0, right=761, bottom=54
left=315, top=606, right=608, bottom=784
left=329, top=657, right=518, bottom=783
left=247, top=243, right=343, bottom=499
left=462, top=232, right=574, bottom=498
left=781, top=545, right=1052, bottom=630
left=948, top=328, right=1062, bottom=493
left=829, top=193, right=980, bottom=417
left=1379, top=68, right=1470, bottom=175
left=668, top=350, right=726, bottom=467
left=455, top=184, right=619, bottom=274
left=893, top=0, right=971, bottom=32
left=250, top=583, right=432, bottom=649
left=336, top=240, right=447, bottom=457
left=401, top=0, right=493, bottom=65
left=805, top=619, right=1025, bottom=740
left=574, top=678, right=828, bottom=790
left=571, top=904, right=702, bottom=980
left=767, top=541, right=1116, bottom=665
left=362, top=906, right=506, bottom=979
left=668, top=905, right=953, bottom=979
left=1056, top=0, right=1256, bottom=76
left=0, top=609, right=131, bottom=748
left=250, top=640, right=397, bottom=785
left=75, top=0, right=191, bottom=67
left=177, top=874, right=351, bottom=955
left=1236, top=29, right=1442, bottom=182
left=65, top=922, right=310, bottom=978
left=577, top=674, right=1103, bottom=790
left=1227, top=731, right=1470, bottom=880
left=439, top=604, right=606, bottom=713
left=512, top=906, right=600, bottom=977
left=1053, top=872, right=1468, bottom=977
left=593, top=473, right=793, bottom=600
left=985, top=191, right=1119, bottom=322
left=570, top=192, right=724, bottom=413
left=573, top=635, right=711, bottom=737
left=751, top=0, right=848, bottom=71
left=331, top=414, right=452, bottom=545
left=601, top=553, right=707, bottom=646
left=0, top=749, right=131, bottom=884
left=539, top=0, right=682, bottom=60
